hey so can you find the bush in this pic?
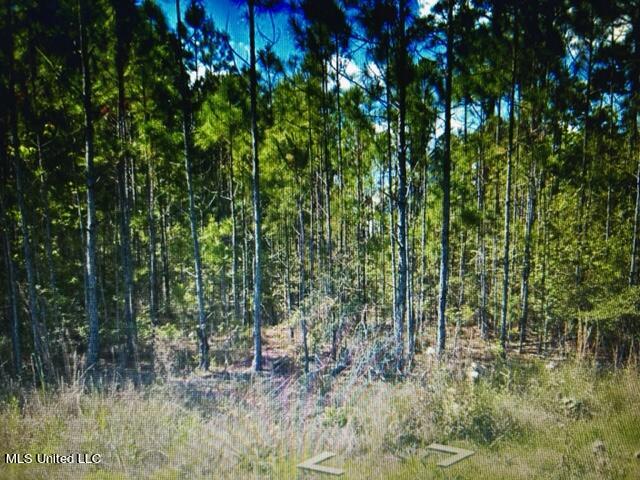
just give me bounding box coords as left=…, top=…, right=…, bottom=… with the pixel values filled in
left=432, top=384, right=518, bottom=445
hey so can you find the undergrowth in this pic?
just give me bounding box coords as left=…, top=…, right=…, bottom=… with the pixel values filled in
left=0, top=360, right=638, bottom=479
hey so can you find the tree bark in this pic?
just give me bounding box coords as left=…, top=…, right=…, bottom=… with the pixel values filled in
left=394, top=0, right=409, bottom=371
left=36, top=137, right=57, bottom=297
left=419, top=154, right=428, bottom=335
left=79, top=0, right=100, bottom=371
left=519, top=161, right=537, bottom=352
left=141, top=85, right=159, bottom=334
left=114, top=0, right=137, bottom=366
left=0, top=193, right=21, bottom=375
left=500, top=14, right=518, bottom=357
left=9, top=3, right=55, bottom=379
left=629, top=9, right=640, bottom=286
left=298, top=195, right=309, bottom=374
left=241, top=186, right=249, bottom=327
left=381, top=51, right=398, bottom=332
left=249, top=0, right=263, bottom=372
left=176, top=0, right=209, bottom=370
left=437, top=0, right=454, bottom=355
left=478, top=115, right=488, bottom=339
left=229, top=138, right=240, bottom=323
left=631, top=159, right=640, bottom=286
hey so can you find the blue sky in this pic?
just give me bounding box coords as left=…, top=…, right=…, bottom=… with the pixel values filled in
left=156, top=0, right=465, bottom=136
left=157, top=0, right=298, bottom=64
left=156, top=1, right=440, bottom=70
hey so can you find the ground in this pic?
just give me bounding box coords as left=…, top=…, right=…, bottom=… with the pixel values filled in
left=1, top=322, right=639, bottom=479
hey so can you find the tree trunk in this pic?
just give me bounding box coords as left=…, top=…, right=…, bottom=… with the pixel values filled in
left=541, top=176, right=550, bottom=352
left=500, top=16, right=518, bottom=356
left=9, top=3, right=54, bottom=378
left=79, top=0, right=100, bottom=372
left=11, top=107, right=49, bottom=372
left=629, top=9, right=640, bottom=286
left=284, top=211, right=292, bottom=319
left=357, top=134, right=365, bottom=302
left=437, top=0, right=454, bottom=355
left=478, top=116, right=488, bottom=339
left=249, top=0, right=263, bottom=372
left=576, top=35, right=592, bottom=290
left=418, top=155, right=428, bottom=335
left=160, top=198, right=171, bottom=313
left=36, top=137, right=57, bottom=297
left=1, top=194, right=21, bottom=375
left=336, top=37, right=346, bottom=265
left=319, top=60, right=333, bottom=296
left=175, top=0, right=209, bottom=370
left=519, top=161, right=537, bottom=352
left=406, top=200, right=416, bottom=362
left=385, top=59, right=398, bottom=332
left=141, top=86, right=159, bottom=336
left=298, top=196, right=309, bottom=374
left=454, top=232, right=465, bottom=353
left=114, top=0, right=137, bottom=366
left=631, top=158, right=640, bottom=286
left=229, top=138, right=240, bottom=323
left=241, top=187, right=250, bottom=327
left=394, top=0, right=409, bottom=371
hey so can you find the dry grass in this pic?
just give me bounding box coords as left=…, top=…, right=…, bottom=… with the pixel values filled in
left=1, top=358, right=639, bottom=479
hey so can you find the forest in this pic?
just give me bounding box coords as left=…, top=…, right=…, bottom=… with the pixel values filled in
left=1, top=0, right=640, bottom=479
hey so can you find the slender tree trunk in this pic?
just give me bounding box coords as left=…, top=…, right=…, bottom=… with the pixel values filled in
left=406, top=191, right=416, bottom=363
left=176, top=0, right=209, bottom=370
left=141, top=87, right=159, bottom=336
left=114, top=0, right=137, bottom=366
left=241, top=188, right=249, bottom=327
left=629, top=10, right=640, bottom=286
left=249, top=0, right=262, bottom=372
left=492, top=99, right=502, bottom=335
left=79, top=0, right=100, bottom=371
left=284, top=211, right=292, bottom=318
left=378, top=159, right=387, bottom=316
left=11, top=97, right=49, bottom=372
left=335, top=38, right=346, bottom=265
left=146, top=159, right=158, bottom=375
left=381, top=54, right=398, bottom=328
left=357, top=135, right=365, bottom=302
left=500, top=17, right=518, bottom=356
left=478, top=115, right=488, bottom=339
left=36, top=137, right=57, bottom=296
left=572, top=34, right=593, bottom=359
left=576, top=38, right=592, bottom=288
left=631, top=159, right=640, bottom=286
left=229, top=139, right=240, bottom=323
left=117, top=161, right=137, bottom=363
left=159, top=198, right=171, bottom=313
left=394, top=0, right=409, bottom=371
left=419, top=155, right=428, bottom=334
left=437, top=0, right=454, bottom=355
left=541, top=176, right=549, bottom=352
left=318, top=60, right=333, bottom=296
left=24, top=21, right=57, bottom=300
left=298, top=195, right=309, bottom=374
left=298, top=195, right=306, bottom=306
left=519, top=161, right=537, bottom=352
left=1, top=194, right=21, bottom=375
left=606, top=35, right=615, bottom=245
left=306, top=102, right=316, bottom=292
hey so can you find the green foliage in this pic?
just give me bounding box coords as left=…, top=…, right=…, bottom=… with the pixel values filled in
left=585, top=286, right=640, bottom=325
left=2, top=0, right=640, bottom=379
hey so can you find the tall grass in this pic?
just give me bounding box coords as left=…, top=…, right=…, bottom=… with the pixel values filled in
left=0, top=361, right=638, bottom=479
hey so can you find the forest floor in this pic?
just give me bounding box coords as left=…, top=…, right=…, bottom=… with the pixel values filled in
left=1, top=320, right=639, bottom=479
